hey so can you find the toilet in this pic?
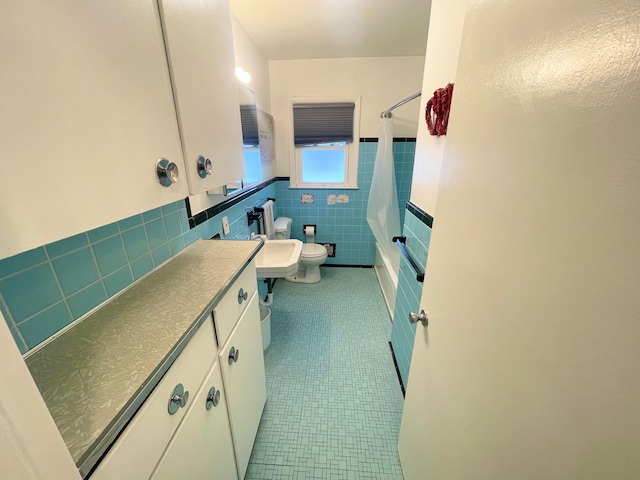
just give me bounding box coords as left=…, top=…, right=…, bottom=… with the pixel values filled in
left=274, top=217, right=328, bottom=283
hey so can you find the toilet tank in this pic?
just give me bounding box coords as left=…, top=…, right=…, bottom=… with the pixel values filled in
left=274, top=217, right=292, bottom=239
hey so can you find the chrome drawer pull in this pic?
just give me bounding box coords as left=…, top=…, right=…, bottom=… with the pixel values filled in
left=206, top=387, right=221, bottom=410
left=237, top=288, right=248, bottom=304
left=228, top=346, right=240, bottom=365
left=168, top=383, right=189, bottom=415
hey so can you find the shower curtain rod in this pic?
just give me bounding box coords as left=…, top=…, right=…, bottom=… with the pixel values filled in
left=380, top=91, right=422, bottom=118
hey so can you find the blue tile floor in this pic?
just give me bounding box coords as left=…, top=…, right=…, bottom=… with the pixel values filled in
left=247, top=267, right=405, bottom=479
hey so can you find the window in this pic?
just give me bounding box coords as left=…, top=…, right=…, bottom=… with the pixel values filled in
left=288, top=97, right=361, bottom=188
left=243, top=147, right=262, bottom=184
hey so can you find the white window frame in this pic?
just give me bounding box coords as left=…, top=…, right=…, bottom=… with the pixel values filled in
left=288, top=96, right=361, bottom=189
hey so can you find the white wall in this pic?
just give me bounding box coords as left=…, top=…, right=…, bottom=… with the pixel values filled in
left=409, top=0, right=468, bottom=217
left=0, top=313, right=81, bottom=480
left=231, top=15, right=271, bottom=113
left=189, top=14, right=275, bottom=215
left=269, top=56, right=425, bottom=176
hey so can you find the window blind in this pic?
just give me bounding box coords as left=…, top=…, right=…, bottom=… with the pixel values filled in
left=293, top=102, right=355, bottom=146
left=240, top=105, right=259, bottom=146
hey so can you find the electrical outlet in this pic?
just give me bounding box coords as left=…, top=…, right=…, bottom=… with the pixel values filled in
left=221, top=216, right=230, bottom=235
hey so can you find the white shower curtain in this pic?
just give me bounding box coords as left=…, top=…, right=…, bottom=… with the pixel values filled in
left=367, top=117, right=401, bottom=272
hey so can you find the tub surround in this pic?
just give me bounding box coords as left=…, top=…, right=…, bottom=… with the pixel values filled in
left=390, top=202, right=432, bottom=389
left=25, top=239, right=262, bottom=476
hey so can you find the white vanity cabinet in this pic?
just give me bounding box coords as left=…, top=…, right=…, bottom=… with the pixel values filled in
left=150, top=361, right=237, bottom=480
left=158, top=0, right=245, bottom=195
left=0, top=0, right=188, bottom=260
left=90, top=319, right=218, bottom=480
left=212, top=258, right=266, bottom=479
left=219, top=292, right=267, bottom=479
left=89, top=256, right=266, bottom=480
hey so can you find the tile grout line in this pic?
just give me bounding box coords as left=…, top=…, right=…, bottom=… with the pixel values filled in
left=43, top=241, right=76, bottom=336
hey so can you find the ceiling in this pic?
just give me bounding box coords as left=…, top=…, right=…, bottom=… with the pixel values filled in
left=229, top=0, right=431, bottom=61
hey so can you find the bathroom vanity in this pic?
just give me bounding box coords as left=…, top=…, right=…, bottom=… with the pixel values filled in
left=25, top=239, right=265, bottom=479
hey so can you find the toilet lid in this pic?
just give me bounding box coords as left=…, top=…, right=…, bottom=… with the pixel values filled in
left=302, top=243, right=327, bottom=257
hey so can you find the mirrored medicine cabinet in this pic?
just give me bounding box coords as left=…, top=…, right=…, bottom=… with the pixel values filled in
left=213, top=85, right=274, bottom=197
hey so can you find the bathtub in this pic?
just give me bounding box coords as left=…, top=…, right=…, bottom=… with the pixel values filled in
left=373, top=243, right=399, bottom=318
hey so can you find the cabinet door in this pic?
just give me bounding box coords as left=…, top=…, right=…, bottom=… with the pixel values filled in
left=219, top=292, right=266, bottom=479
left=90, top=320, right=217, bottom=480
left=151, top=361, right=237, bottom=480
left=0, top=0, right=188, bottom=260
left=213, top=259, right=258, bottom=346
left=158, top=0, right=245, bottom=195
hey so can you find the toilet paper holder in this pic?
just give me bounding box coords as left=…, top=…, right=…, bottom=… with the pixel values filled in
left=303, top=224, right=317, bottom=235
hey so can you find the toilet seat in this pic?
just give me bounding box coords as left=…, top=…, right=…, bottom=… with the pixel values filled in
left=301, top=243, right=327, bottom=259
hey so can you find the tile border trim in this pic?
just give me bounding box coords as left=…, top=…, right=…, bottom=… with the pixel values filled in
left=406, top=201, right=434, bottom=229
left=360, top=137, right=417, bottom=142
left=321, top=264, right=373, bottom=269
left=186, top=177, right=281, bottom=229
left=389, top=341, right=406, bottom=397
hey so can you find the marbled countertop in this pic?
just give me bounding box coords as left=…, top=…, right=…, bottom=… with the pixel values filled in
left=25, top=239, right=262, bottom=476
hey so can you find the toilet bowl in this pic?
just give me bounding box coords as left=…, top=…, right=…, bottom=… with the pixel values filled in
left=274, top=217, right=328, bottom=283
left=286, top=242, right=328, bottom=283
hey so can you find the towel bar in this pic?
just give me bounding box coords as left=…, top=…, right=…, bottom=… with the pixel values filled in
left=247, top=209, right=262, bottom=226
left=392, top=236, right=425, bottom=282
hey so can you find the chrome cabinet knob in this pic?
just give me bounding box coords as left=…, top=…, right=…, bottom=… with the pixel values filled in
left=168, top=383, right=189, bottom=415
left=156, top=158, right=179, bottom=187
left=228, top=346, right=240, bottom=365
left=196, top=155, right=213, bottom=178
left=409, top=309, right=429, bottom=327
left=237, top=288, right=248, bottom=304
left=206, top=387, right=221, bottom=410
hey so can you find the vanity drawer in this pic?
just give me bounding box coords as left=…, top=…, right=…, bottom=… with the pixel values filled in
left=90, top=319, right=217, bottom=480
left=213, top=259, right=257, bottom=346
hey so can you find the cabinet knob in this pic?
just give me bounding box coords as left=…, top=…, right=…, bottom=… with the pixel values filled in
left=196, top=155, right=213, bottom=178
left=409, top=309, right=429, bottom=327
left=237, top=288, right=248, bottom=304
left=156, top=158, right=179, bottom=187
left=168, top=383, right=190, bottom=415
left=228, top=346, right=240, bottom=365
left=206, top=386, right=221, bottom=410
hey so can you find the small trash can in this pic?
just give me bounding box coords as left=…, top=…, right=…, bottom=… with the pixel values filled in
left=260, top=306, right=271, bottom=354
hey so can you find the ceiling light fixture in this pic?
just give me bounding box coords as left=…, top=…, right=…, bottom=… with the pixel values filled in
left=235, top=67, right=251, bottom=84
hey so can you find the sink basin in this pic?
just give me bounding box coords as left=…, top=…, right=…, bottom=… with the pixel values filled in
left=254, top=238, right=303, bottom=278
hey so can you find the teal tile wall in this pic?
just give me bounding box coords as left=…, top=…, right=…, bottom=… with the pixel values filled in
left=0, top=183, right=275, bottom=354
left=192, top=182, right=277, bottom=242
left=276, top=139, right=414, bottom=266
left=0, top=200, right=192, bottom=353
left=393, top=140, right=416, bottom=228
left=390, top=208, right=432, bottom=388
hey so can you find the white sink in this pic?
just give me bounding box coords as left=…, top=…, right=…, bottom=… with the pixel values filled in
left=254, top=238, right=303, bottom=278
